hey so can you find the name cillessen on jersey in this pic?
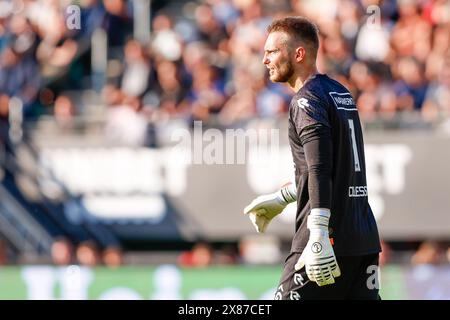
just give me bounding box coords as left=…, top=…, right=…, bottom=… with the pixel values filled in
left=349, top=185, right=368, bottom=197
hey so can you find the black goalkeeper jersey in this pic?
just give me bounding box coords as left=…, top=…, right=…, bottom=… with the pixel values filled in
left=288, top=74, right=381, bottom=256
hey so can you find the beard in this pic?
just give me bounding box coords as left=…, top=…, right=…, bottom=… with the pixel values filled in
left=269, top=60, right=294, bottom=83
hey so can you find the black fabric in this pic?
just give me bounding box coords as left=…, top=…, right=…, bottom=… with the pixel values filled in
left=288, top=74, right=381, bottom=256
left=274, top=252, right=380, bottom=300
left=301, top=124, right=332, bottom=209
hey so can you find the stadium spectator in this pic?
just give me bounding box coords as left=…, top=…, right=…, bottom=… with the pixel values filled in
left=393, top=57, right=428, bottom=112
left=215, top=244, right=239, bottom=265
left=75, top=240, right=101, bottom=266
left=189, top=62, right=226, bottom=122
left=102, top=0, right=133, bottom=48
left=0, top=46, right=40, bottom=116
left=178, top=242, right=214, bottom=267
left=51, top=237, right=75, bottom=266
left=104, top=92, right=149, bottom=146
left=102, top=246, right=124, bottom=268
left=411, top=240, right=443, bottom=265
left=143, top=59, right=190, bottom=119
left=193, top=3, right=228, bottom=50
left=151, top=13, right=183, bottom=62
left=120, top=39, right=152, bottom=98
left=53, top=95, right=76, bottom=129
left=78, top=0, right=106, bottom=39
left=421, top=56, right=450, bottom=123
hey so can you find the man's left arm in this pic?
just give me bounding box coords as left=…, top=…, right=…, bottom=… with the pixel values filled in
left=294, top=123, right=341, bottom=286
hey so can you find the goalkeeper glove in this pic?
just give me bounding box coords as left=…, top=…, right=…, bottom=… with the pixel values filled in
left=243, top=183, right=296, bottom=233
left=294, top=208, right=341, bottom=286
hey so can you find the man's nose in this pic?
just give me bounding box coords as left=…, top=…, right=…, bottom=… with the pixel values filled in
left=262, top=54, right=269, bottom=65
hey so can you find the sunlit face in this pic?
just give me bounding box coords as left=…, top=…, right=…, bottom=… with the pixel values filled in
left=262, top=31, right=295, bottom=83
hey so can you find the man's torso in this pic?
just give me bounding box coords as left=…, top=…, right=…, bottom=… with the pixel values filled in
left=288, top=74, right=381, bottom=256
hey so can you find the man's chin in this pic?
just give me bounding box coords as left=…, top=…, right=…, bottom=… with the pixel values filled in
left=269, top=75, right=281, bottom=83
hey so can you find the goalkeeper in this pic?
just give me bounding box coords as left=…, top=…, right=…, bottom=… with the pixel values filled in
left=244, top=16, right=381, bottom=300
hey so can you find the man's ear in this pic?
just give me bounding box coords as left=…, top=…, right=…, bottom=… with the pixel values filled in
left=295, top=47, right=306, bottom=62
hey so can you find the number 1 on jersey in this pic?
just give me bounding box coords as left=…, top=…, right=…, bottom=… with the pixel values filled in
left=348, top=119, right=361, bottom=172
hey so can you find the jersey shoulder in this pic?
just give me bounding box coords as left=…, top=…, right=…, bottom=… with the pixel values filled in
left=290, top=74, right=331, bottom=112
left=308, top=74, right=358, bottom=112
left=295, top=75, right=327, bottom=100
left=289, top=75, right=333, bottom=132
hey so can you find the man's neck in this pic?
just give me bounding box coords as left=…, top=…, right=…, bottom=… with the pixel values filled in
left=287, top=65, right=319, bottom=93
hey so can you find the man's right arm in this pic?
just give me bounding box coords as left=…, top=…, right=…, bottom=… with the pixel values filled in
left=243, top=182, right=297, bottom=233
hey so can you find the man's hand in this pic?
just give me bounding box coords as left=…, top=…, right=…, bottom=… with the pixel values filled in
left=246, top=211, right=270, bottom=233
left=243, top=183, right=296, bottom=233
left=294, top=208, right=340, bottom=286
left=244, top=193, right=285, bottom=233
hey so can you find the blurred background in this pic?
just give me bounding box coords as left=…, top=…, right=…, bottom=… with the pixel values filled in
left=0, top=0, right=449, bottom=300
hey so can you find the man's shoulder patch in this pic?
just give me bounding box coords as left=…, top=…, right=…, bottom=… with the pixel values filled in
left=297, top=98, right=310, bottom=110
left=328, top=92, right=357, bottom=111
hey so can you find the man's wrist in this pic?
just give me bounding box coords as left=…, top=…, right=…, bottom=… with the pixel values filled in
left=308, top=208, right=330, bottom=231
left=277, top=183, right=297, bottom=205
left=309, top=229, right=329, bottom=237
left=310, top=208, right=330, bottom=218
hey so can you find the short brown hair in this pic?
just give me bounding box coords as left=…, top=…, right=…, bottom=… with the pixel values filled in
left=267, top=16, right=319, bottom=58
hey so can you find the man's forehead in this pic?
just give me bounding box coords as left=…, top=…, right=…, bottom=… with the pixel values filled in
left=264, top=31, right=289, bottom=49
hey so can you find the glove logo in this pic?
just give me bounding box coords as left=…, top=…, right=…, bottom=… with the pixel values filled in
left=274, top=285, right=284, bottom=300
left=289, top=291, right=301, bottom=300
left=294, top=273, right=305, bottom=286
left=311, top=242, right=322, bottom=254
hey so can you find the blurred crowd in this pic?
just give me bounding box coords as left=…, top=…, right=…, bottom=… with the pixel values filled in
left=175, top=239, right=450, bottom=268
left=1, top=0, right=450, bottom=267
left=0, top=0, right=449, bottom=146
left=50, top=237, right=124, bottom=267
left=1, top=235, right=450, bottom=267
left=0, top=236, right=124, bottom=267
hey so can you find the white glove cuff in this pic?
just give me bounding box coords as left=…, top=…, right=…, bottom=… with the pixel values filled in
left=310, top=208, right=331, bottom=218
left=277, top=183, right=297, bottom=205
left=307, top=208, right=330, bottom=231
